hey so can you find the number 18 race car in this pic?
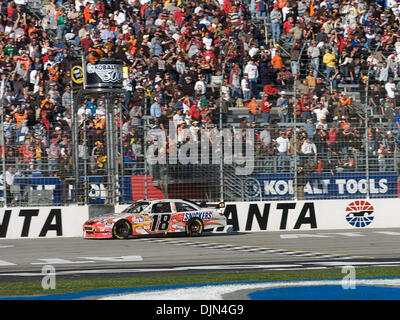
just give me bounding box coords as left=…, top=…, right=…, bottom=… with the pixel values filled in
left=83, top=199, right=227, bottom=239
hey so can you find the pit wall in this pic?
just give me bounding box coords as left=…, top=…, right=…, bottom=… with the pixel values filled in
left=1, top=199, right=399, bottom=239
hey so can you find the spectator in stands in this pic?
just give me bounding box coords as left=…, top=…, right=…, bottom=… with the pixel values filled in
left=385, top=77, right=397, bottom=100
left=244, top=59, right=259, bottom=98
left=46, top=138, right=60, bottom=173
left=385, top=102, right=397, bottom=133
left=323, top=49, right=337, bottom=80
left=241, top=73, right=251, bottom=102
left=276, top=66, right=293, bottom=87
left=2, top=0, right=400, bottom=206
left=270, top=4, right=282, bottom=43
left=247, top=96, right=259, bottom=123
left=307, top=41, right=320, bottom=77
left=277, top=92, right=288, bottom=123
left=276, top=131, right=290, bottom=170
left=260, top=95, right=272, bottom=124
left=295, top=165, right=307, bottom=200
left=300, top=136, right=317, bottom=167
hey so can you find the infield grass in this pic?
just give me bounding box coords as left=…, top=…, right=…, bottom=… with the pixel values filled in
left=1, top=266, right=400, bottom=298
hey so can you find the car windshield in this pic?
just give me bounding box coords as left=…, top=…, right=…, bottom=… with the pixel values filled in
left=122, top=201, right=150, bottom=214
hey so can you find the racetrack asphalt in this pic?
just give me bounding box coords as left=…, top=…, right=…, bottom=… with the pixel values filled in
left=1, top=228, right=400, bottom=281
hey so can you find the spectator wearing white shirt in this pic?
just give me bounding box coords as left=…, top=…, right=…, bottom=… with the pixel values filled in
left=0, top=166, right=20, bottom=205
left=173, top=109, right=184, bottom=126
left=194, top=75, right=207, bottom=99
left=248, top=45, right=259, bottom=58
left=385, top=77, right=396, bottom=100
left=276, top=131, right=290, bottom=170
left=313, top=104, right=329, bottom=123
left=114, top=10, right=126, bottom=25
left=301, top=137, right=317, bottom=166
left=307, top=41, right=320, bottom=77
left=241, top=74, right=251, bottom=101
left=244, top=60, right=259, bottom=97
left=202, top=32, right=213, bottom=50
left=259, top=126, right=271, bottom=146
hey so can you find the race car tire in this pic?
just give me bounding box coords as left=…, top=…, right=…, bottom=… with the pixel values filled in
left=113, top=220, right=132, bottom=239
left=185, top=218, right=203, bottom=237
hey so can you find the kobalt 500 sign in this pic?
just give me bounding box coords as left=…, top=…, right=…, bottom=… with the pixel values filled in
left=84, top=58, right=123, bottom=90
left=86, top=63, right=122, bottom=83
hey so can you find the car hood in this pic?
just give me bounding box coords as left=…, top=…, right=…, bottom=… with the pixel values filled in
left=85, top=212, right=138, bottom=224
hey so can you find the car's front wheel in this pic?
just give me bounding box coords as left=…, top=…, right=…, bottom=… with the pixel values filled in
left=113, top=220, right=132, bottom=239
left=185, top=218, right=203, bottom=237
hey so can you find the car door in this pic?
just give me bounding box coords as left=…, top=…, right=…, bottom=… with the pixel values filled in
left=150, top=202, right=172, bottom=233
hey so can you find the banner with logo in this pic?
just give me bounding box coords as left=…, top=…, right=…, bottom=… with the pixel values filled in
left=83, top=58, right=123, bottom=91
left=242, top=172, right=398, bottom=200
left=216, top=198, right=400, bottom=232
left=68, top=59, right=84, bottom=89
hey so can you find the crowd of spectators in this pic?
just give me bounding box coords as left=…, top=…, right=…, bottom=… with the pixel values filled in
left=0, top=0, right=400, bottom=181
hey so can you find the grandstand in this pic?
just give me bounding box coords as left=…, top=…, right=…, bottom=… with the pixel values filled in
left=0, top=0, right=399, bottom=206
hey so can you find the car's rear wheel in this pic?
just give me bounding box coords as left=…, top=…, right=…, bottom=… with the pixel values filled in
left=185, top=218, right=203, bottom=237
left=113, top=220, right=132, bottom=239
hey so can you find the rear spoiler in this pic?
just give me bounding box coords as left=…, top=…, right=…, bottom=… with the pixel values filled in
left=182, top=199, right=225, bottom=209
left=199, top=201, right=225, bottom=209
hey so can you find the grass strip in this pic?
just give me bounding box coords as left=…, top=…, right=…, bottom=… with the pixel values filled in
left=1, top=266, right=400, bottom=298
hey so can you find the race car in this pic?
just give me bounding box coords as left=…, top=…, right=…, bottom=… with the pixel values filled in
left=83, top=199, right=227, bottom=239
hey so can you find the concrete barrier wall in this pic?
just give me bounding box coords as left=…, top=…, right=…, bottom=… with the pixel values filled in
left=0, top=206, right=89, bottom=239
left=1, top=198, right=399, bottom=239
left=219, top=199, right=400, bottom=232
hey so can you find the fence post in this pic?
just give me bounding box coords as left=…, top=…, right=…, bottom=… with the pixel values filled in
left=143, top=88, right=148, bottom=200
left=364, top=45, right=380, bottom=199
left=0, top=110, right=5, bottom=207
left=0, top=70, right=16, bottom=206
left=117, top=102, right=123, bottom=204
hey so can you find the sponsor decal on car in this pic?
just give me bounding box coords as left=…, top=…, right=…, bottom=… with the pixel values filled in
left=183, top=212, right=213, bottom=221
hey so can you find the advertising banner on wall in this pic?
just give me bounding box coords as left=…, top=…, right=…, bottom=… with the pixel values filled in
left=242, top=172, right=398, bottom=200
left=216, top=198, right=400, bottom=233
left=0, top=206, right=88, bottom=239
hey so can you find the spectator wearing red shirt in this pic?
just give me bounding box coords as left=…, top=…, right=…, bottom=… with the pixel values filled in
left=81, top=34, right=94, bottom=52
left=174, top=6, right=186, bottom=27
left=283, top=16, right=295, bottom=35
left=327, top=127, right=338, bottom=146
left=300, top=93, right=312, bottom=121
left=260, top=96, right=272, bottom=124
left=189, top=104, right=201, bottom=122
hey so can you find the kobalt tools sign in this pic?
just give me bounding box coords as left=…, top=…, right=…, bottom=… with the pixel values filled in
left=245, top=172, right=398, bottom=200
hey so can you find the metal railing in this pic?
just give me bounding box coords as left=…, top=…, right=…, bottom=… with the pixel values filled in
left=1, top=8, right=400, bottom=207
left=1, top=118, right=398, bottom=206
